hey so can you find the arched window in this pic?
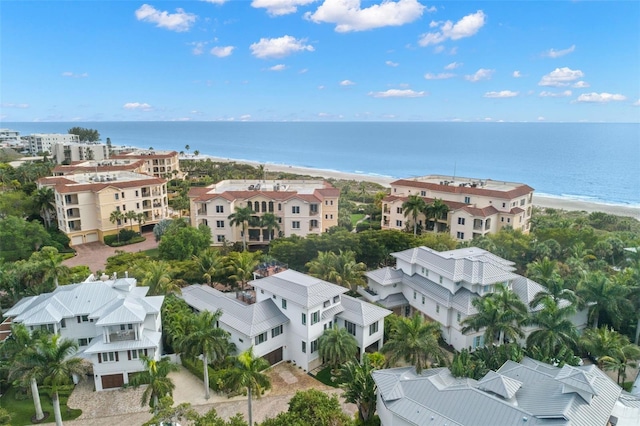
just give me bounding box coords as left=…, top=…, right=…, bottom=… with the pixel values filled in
left=262, top=201, right=267, bottom=212
left=268, top=201, right=274, bottom=212
left=254, top=201, right=260, bottom=212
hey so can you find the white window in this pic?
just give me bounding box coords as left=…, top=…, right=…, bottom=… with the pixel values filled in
left=115, top=193, right=119, bottom=200
left=458, top=217, right=465, bottom=225
left=456, top=232, right=465, bottom=239
left=271, top=325, right=283, bottom=338
left=439, top=276, right=443, bottom=284
left=292, top=221, right=300, bottom=229
left=302, top=341, right=306, bottom=353
left=60, top=318, right=66, bottom=328
left=464, top=196, right=471, bottom=204
left=217, top=235, right=225, bottom=242
left=413, top=291, right=417, bottom=300
left=216, top=220, right=224, bottom=228
left=345, top=320, right=356, bottom=336
left=216, top=205, right=224, bottom=213
left=100, top=352, right=117, bottom=363
left=311, top=311, right=320, bottom=325
left=255, top=332, right=267, bottom=345
left=310, top=339, right=318, bottom=353
left=420, top=191, right=426, bottom=196
left=396, top=220, right=402, bottom=227
left=421, top=295, right=425, bottom=304
left=369, top=322, right=379, bottom=336
left=302, top=313, right=306, bottom=325
left=282, top=299, right=287, bottom=309
left=457, top=312, right=461, bottom=322
left=436, top=304, right=440, bottom=314
left=396, top=207, right=402, bottom=214
left=507, top=218, right=511, bottom=223
left=130, top=349, right=144, bottom=359
left=292, top=206, right=300, bottom=214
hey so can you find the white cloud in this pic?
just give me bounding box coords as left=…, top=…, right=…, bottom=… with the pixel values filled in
left=537, top=116, right=545, bottom=121
left=483, top=90, right=518, bottom=98
left=135, top=4, right=197, bottom=32
left=539, top=90, right=572, bottom=97
left=340, top=79, right=355, bottom=86
left=419, top=10, right=485, bottom=46
left=305, top=0, right=425, bottom=33
left=368, top=89, right=426, bottom=98
left=191, top=42, right=207, bottom=55
left=269, top=64, right=287, bottom=71
left=634, top=99, right=640, bottom=106
left=210, top=46, right=235, bottom=57
left=444, top=62, right=462, bottom=70
left=0, top=103, right=29, bottom=108
left=538, top=67, right=584, bottom=87
left=123, top=102, right=153, bottom=111
left=239, top=114, right=252, bottom=121
left=202, top=0, right=228, bottom=4
left=572, top=81, right=590, bottom=88
left=62, top=71, right=88, bottom=78
left=465, top=68, right=494, bottom=82
left=385, top=60, right=399, bottom=67
left=543, top=44, right=575, bottom=58
left=512, top=70, right=522, bottom=78
left=576, top=92, right=627, bottom=103
left=252, top=0, right=317, bottom=16
left=250, top=35, right=314, bottom=59
left=299, top=68, right=309, bottom=74
left=424, top=72, right=454, bottom=80
left=318, top=85, right=325, bottom=90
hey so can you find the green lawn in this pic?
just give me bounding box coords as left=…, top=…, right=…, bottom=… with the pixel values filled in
left=1, top=386, right=81, bottom=425
left=350, top=214, right=365, bottom=226
left=142, top=247, right=160, bottom=258
left=312, top=366, right=339, bottom=388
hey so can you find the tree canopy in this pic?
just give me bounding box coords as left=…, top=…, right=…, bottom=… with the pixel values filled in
left=67, top=127, right=100, bottom=142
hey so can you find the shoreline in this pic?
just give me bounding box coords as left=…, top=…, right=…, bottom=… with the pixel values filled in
left=186, top=154, right=639, bottom=219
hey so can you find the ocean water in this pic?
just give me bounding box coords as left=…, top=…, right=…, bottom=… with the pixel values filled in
left=4, top=122, right=639, bottom=206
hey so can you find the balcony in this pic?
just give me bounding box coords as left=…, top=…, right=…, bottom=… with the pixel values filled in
left=141, top=188, right=151, bottom=197
left=66, top=208, right=81, bottom=219
left=68, top=220, right=81, bottom=231
left=153, top=202, right=162, bottom=208
left=197, top=208, right=207, bottom=215
left=142, top=201, right=152, bottom=209
left=152, top=190, right=161, bottom=197
left=109, top=329, right=136, bottom=342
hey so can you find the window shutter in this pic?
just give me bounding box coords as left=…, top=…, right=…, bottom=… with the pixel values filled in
left=127, top=351, right=131, bottom=360
left=98, top=353, right=102, bottom=363
left=115, top=352, right=119, bottom=362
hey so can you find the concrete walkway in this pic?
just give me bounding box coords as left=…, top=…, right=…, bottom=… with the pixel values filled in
left=63, top=231, right=159, bottom=274
left=43, top=363, right=355, bottom=425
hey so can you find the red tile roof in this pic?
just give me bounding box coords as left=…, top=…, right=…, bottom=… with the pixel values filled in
left=391, top=179, right=534, bottom=199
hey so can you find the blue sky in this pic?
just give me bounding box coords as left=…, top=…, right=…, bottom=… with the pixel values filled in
left=1, top=0, right=639, bottom=122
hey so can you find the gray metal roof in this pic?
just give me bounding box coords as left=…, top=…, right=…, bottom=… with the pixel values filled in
left=181, top=285, right=289, bottom=337
left=5, top=279, right=161, bottom=327
left=365, top=267, right=403, bottom=285
left=85, top=330, right=162, bottom=354
left=373, top=357, right=635, bottom=426
left=377, top=293, right=409, bottom=309
left=338, top=295, right=392, bottom=326
left=250, top=269, right=347, bottom=309
left=392, top=246, right=519, bottom=285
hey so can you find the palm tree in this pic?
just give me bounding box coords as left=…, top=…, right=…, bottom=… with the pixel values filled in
left=193, top=150, right=200, bottom=157
left=175, top=310, right=232, bottom=400
left=381, top=313, right=446, bottom=374
left=185, top=144, right=190, bottom=155
left=338, top=354, right=377, bottom=423
left=526, top=298, right=579, bottom=362
left=18, top=334, right=88, bottom=426
left=125, top=210, right=138, bottom=231
left=260, top=213, right=280, bottom=242
left=527, top=257, right=576, bottom=307
left=331, top=250, right=367, bottom=292
left=129, top=356, right=180, bottom=415
left=228, top=205, right=254, bottom=251
left=32, top=186, right=56, bottom=228
left=402, top=195, right=426, bottom=236
left=193, top=248, right=225, bottom=285
left=226, top=251, right=260, bottom=290
left=109, top=209, right=124, bottom=242
left=306, top=251, right=338, bottom=281
left=40, top=246, right=70, bottom=288
left=227, top=347, right=271, bottom=426
left=136, top=212, right=146, bottom=232
left=4, top=324, right=46, bottom=422
left=577, top=271, right=631, bottom=329
left=137, top=260, right=180, bottom=295
left=461, top=285, right=528, bottom=346
left=318, top=324, right=358, bottom=371
left=580, top=326, right=640, bottom=384
left=424, top=198, right=449, bottom=232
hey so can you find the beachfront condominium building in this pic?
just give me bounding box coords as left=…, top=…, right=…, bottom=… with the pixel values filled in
left=27, top=133, right=80, bottom=155
left=51, top=142, right=110, bottom=164
left=381, top=175, right=535, bottom=242
left=0, top=128, right=21, bottom=146
left=52, top=159, right=149, bottom=177
left=360, top=246, right=588, bottom=352
left=188, top=180, right=340, bottom=246
left=38, top=171, right=168, bottom=246
left=110, top=149, right=182, bottom=179
left=181, top=269, right=391, bottom=371
left=3, top=273, right=164, bottom=391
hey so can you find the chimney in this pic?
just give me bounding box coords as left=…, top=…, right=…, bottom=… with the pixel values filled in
left=125, top=271, right=128, bottom=278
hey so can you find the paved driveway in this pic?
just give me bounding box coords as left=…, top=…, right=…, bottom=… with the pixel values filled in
left=43, top=363, right=356, bottom=425
left=63, top=232, right=159, bottom=273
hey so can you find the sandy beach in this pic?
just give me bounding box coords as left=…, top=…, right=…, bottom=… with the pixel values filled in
left=187, top=155, right=640, bottom=220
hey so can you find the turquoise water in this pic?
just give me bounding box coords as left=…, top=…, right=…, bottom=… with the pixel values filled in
left=4, top=121, right=639, bottom=206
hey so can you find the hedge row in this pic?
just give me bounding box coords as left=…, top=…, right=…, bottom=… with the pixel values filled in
left=181, top=356, right=242, bottom=397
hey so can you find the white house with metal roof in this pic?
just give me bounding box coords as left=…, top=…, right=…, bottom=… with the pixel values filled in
left=182, top=269, right=392, bottom=371
left=361, top=247, right=588, bottom=352
left=3, top=273, right=164, bottom=391
left=372, top=357, right=640, bottom=426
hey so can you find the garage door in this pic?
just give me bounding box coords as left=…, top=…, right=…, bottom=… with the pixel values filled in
left=86, top=233, right=99, bottom=243
left=263, top=347, right=283, bottom=366
left=101, top=373, right=124, bottom=389
left=71, top=235, right=84, bottom=246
